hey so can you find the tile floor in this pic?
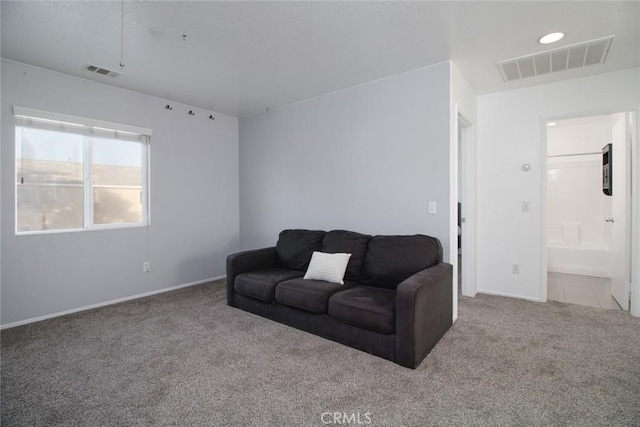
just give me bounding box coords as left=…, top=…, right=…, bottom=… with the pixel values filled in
left=547, top=272, right=621, bottom=310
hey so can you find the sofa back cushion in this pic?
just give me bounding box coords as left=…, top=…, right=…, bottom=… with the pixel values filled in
left=360, top=235, right=442, bottom=289
left=322, top=230, right=371, bottom=280
left=276, top=229, right=325, bottom=271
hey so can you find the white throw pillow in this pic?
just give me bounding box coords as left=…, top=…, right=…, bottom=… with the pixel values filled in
left=303, top=251, right=352, bottom=285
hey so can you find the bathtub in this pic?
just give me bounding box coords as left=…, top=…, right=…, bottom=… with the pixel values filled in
left=547, top=244, right=611, bottom=278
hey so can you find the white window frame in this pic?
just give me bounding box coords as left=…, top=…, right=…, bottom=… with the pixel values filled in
left=13, top=106, right=152, bottom=235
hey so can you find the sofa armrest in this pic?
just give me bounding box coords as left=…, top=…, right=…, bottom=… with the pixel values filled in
left=226, top=247, right=278, bottom=306
left=395, top=262, right=453, bottom=368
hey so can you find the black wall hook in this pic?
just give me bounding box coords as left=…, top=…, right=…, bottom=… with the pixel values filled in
left=188, top=110, right=195, bottom=116
left=209, top=115, right=215, bottom=120
left=165, top=104, right=173, bottom=110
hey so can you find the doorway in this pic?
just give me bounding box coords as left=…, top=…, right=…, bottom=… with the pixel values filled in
left=457, top=114, right=475, bottom=298
left=545, top=112, right=632, bottom=310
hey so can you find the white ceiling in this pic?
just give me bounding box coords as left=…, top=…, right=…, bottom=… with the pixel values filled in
left=2, top=1, right=639, bottom=118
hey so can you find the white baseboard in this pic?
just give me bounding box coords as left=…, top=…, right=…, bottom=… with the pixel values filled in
left=460, top=289, right=478, bottom=298
left=547, top=265, right=610, bottom=278
left=0, top=275, right=225, bottom=330
left=475, top=289, right=542, bottom=302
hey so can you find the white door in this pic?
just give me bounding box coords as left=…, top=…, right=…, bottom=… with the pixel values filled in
left=610, top=113, right=630, bottom=310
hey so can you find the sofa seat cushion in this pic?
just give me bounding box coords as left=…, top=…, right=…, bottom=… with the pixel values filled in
left=328, top=286, right=396, bottom=334
left=275, top=278, right=355, bottom=314
left=234, top=268, right=303, bottom=302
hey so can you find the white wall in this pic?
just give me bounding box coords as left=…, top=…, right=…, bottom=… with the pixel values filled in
left=547, top=116, right=615, bottom=156
left=476, top=67, right=640, bottom=303
left=239, top=62, right=452, bottom=259
left=1, top=60, right=240, bottom=326
left=451, top=64, right=477, bottom=124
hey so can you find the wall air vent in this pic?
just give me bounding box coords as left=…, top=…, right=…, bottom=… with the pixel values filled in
left=497, top=35, right=614, bottom=83
left=85, top=64, right=122, bottom=77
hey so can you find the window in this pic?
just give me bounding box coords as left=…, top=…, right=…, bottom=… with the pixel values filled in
left=14, top=107, right=151, bottom=234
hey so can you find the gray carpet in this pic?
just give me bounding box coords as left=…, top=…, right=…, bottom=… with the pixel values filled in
left=2, top=280, right=639, bottom=426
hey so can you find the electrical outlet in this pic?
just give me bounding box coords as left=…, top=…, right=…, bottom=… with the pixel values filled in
left=143, top=261, right=151, bottom=272
left=512, top=264, right=520, bottom=274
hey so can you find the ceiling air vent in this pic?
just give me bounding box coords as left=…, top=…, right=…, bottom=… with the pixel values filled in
left=86, top=64, right=122, bottom=77
left=497, top=35, right=614, bottom=83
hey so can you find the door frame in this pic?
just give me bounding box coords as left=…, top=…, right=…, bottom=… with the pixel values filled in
left=540, top=106, right=638, bottom=313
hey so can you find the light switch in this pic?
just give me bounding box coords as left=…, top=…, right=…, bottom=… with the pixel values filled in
left=521, top=201, right=530, bottom=212
left=428, top=201, right=437, bottom=214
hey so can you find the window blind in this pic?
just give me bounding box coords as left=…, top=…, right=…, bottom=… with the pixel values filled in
left=13, top=106, right=152, bottom=143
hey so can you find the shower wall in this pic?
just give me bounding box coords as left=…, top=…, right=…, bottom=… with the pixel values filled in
left=547, top=115, right=621, bottom=277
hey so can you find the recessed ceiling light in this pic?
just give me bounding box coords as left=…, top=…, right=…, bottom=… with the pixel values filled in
left=148, top=28, right=164, bottom=37
left=547, top=122, right=558, bottom=127
left=539, top=32, right=564, bottom=44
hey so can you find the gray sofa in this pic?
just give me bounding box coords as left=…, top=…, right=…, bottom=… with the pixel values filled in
left=226, top=229, right=453, bottom=368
